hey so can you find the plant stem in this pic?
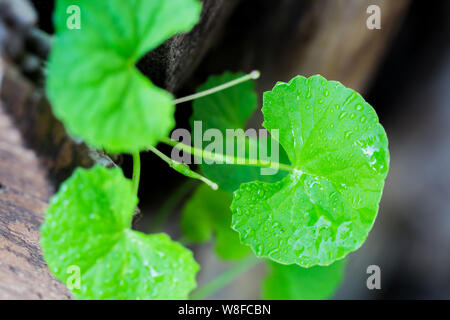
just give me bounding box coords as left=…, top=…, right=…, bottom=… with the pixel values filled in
left=149, top=179, right=196, bottom=233
left=132, top=152, right=141, bottom=196
left=173, top=70, right=261, bottom=105
left=160, top=137, right=294, bottom=173
left=190, top=256, right=261, bottom=300
left=148, top=145, right=218, bottom=190
left=148, top=144, right=177, bottom=164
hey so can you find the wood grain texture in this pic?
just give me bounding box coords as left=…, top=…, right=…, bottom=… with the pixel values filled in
left=0, top=100, right=71, bottom=299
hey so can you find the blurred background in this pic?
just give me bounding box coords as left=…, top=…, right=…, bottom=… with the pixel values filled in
left=1, top=0, right=449, bottom=299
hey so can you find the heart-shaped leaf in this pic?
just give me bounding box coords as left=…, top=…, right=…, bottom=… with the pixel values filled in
left=47, top=0, right=202, bottom=153
left=231, top=75, right=390, bottom=267
left=40, top=165, right=199, bottom=299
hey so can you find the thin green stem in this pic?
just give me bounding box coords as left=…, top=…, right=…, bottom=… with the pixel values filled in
left=173, top=71, right=261, bottom=105
left=160, top=137, right=294, bottom=173
left=149, top=179, right=197, bottom=233
left=190, top=256, right=261, bottom=300
left=148, top=144, right=175, bottom=164
left=148, top=145, right=218, bottom=190
left=132, top=152, right=141, bottom=196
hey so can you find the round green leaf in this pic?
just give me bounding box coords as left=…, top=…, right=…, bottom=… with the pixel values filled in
left=47, top=0, right=202, bottom=153
left=264, top=259, right=346, bottom=300
left=231, top=75, right=390, bottom=267
left=40, top=165, right=199, bottom=299
left=181, top=185, right=249, bottom=260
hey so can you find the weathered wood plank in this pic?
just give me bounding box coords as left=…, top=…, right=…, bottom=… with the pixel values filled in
left=0, top=101, right=71, bottom=299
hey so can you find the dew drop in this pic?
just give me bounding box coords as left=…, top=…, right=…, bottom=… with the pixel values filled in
left=306, top=88, right=312, bottom=99
left=256, top=244, right=264, bottom=255
left=360, top=116, right=367, bottom=123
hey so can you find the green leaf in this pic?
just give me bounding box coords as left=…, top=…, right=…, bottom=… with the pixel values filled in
left=47, top=0, right=202, bottom=153
left=40, top=165, right=199, bottom=299
left=181, top=185, right=249, bottom=260
left=231, top=75, right=390, bottom=267
left=191, top=72, right=289, bottom=193
left=263, top=259, right=346, bottom=300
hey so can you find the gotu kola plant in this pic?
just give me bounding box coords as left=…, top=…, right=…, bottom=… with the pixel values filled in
left=41, top=0, right=390, bottom=300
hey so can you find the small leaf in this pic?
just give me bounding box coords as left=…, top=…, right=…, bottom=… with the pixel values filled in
left=191, top=72, right=288, bottom=193
left=232, top=75, right=390, bottom=267
left=40, top=165, right=199, bottom=299
left=47, top=0, right=202, bottom=153
left=181, top=185, right=249, bottom=260
left=263, top=260, right=346, bottom=300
